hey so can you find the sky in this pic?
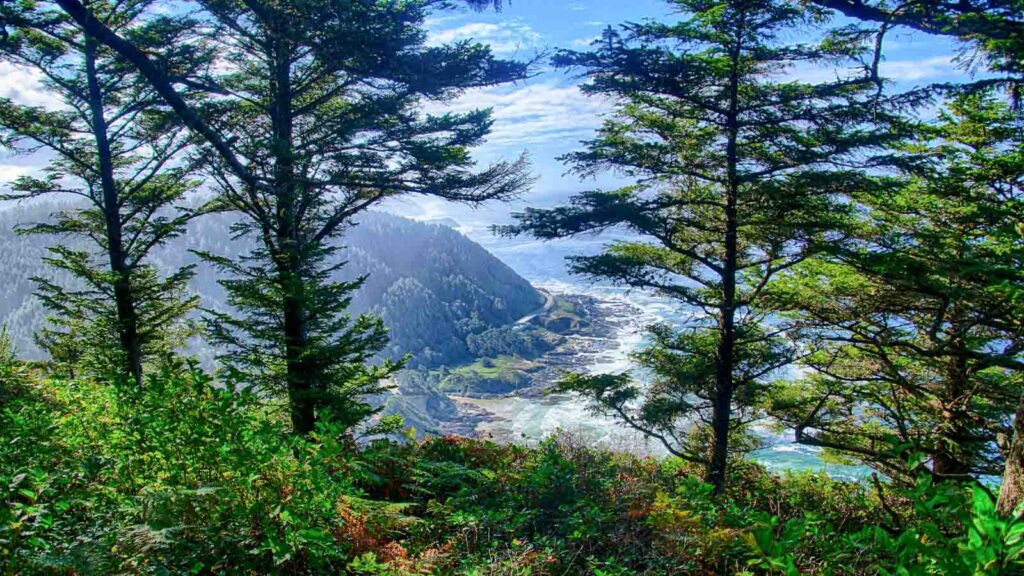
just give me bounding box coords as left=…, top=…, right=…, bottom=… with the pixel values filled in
left=0, top=0, right=975, bottom=237
left=378, top=0, right=972, bottom=234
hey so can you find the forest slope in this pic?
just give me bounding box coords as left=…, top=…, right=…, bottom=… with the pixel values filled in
left=0, top=203, right=543, bottom=368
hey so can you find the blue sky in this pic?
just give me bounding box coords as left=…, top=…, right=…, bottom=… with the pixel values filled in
left=380, top=0, right=971, bottom=233
left=0, top=0, right=972, bottom=234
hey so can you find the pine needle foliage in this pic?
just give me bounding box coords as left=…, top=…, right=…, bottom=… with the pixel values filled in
left=0, top=0, right=210, bottom=386
left=768, top=92, right=1024, bottom=483
left=181, top=0, right=534, bottom=433
left=501, top=0, right=920, bottom=493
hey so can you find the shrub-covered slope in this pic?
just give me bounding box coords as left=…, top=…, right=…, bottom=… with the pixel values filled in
left=2, top=366, right=1021, bottom=575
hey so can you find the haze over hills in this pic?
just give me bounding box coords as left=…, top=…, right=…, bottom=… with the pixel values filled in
left=0, top=202, right=544, bottom=368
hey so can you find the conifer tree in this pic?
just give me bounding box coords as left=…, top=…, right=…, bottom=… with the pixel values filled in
left=769, top=92, right=1023, bottom=488
left=502, top=0, right=910, bottom=493
left=34, top=0, right=533, bottom=434
left=195, top=0, right=531, bottom=435
left=805, top=0, right=1024, bottom=518
left=0, top=1, right=209, bottom=387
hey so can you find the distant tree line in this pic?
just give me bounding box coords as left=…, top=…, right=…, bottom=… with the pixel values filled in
left=466, top=325, right=561, bottom=360
left=0, top=205, right=543, bottom=368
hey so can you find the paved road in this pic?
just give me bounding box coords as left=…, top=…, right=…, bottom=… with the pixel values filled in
left=516, top=288, right=556, bottom=325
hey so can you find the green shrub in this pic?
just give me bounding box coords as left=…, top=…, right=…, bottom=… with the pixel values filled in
left=0, top=367, right=398, bottom=574
left=2, top=369, right=1020, bottom=575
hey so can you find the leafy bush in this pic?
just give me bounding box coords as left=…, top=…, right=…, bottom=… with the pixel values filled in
left=2, top=369, right=1022, bottom=575
left=0, top=367, right=397, bottom=573
left=743, top=479, right=1024, bottom=575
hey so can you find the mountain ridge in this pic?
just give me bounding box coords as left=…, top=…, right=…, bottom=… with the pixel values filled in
left=0, top=201, right=544, bottom=368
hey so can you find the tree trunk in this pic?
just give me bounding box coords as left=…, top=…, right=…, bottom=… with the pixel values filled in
left=707, top=301, right=736, bottom=494
left=85, top=38, right=143, bottom=389
left=283, top=289, right=315, bottom=434
left=998, top=395, right=1024, bottom=517
left=706, top=37, right=742, bottom=496
left=933, top=348, right=971, bottom=479
left=268, top=35, right=314, bottom=435
left=707, top=189, right=737, bottom=493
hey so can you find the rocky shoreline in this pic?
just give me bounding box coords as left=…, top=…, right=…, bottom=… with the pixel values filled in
left=439, top=290, right=643, bottom=437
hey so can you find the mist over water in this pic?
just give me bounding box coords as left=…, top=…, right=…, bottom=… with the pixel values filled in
left=465, top=231, right=873, bottom=481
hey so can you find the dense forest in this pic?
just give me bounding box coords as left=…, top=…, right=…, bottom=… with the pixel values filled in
left=0, top=0, right=1023, bottom=574
left=0, top=204, right=543, bottom=368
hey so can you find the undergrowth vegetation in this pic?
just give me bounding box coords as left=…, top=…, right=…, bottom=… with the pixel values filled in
left=3, top=362, right=1023, bottom=575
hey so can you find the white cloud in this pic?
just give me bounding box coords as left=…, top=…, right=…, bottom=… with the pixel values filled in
left=879, top=55, right=958, bottom=81
left=776, top=64, right=861, bottom=85
left=423, top=14, right=465, bottom=29
left=0, top=62, right=64, bottom=109
left=778, top=55, right=958, bottom=85
left=570, top=35, right=601, bottom=48
left=432, top=83, right=610, bottom=147
left=0, top=164, right=33, bottom=183
left=428, top=20, right=542, bottom=55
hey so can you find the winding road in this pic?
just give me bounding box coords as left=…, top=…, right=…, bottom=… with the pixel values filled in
left=516, top=288, right=556, bottom=325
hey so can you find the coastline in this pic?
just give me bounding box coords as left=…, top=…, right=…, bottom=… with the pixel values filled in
left=441, top=287, right=664, bottom=452
left=437, top=285, right=875, bottom=479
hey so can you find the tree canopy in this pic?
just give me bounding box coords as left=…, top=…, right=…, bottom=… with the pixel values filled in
left=0, top=0, right=209, bottom=385
left=502, top=0, right=918, bottom=493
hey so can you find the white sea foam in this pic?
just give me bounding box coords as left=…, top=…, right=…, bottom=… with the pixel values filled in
left=462, top=236, right=871, bottom=478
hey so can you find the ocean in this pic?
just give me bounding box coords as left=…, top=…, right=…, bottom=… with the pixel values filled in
left=459, top=229, right=874, bottom=481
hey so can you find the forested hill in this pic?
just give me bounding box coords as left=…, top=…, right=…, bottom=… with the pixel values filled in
left=0, top=202, right=543, bottom=367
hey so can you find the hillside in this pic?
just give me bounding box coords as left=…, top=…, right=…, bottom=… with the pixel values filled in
left=0, top=202, right=544, bottom=368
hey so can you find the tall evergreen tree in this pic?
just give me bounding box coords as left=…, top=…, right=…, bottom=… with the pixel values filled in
left=195, top=0, right=531, bottom=435
left=503, top=0, right=910, bottom=493
left=767, top=92, right=1023, bottom=489
left=805, top=0, right=1024, bottom=517
left=36, top=0, right=533, bottom=434
left=0, top=0, right=209, bottom=386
